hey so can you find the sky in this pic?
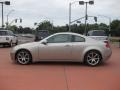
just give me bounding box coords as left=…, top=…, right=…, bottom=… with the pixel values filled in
left=0, top=0, right=120, bottom=28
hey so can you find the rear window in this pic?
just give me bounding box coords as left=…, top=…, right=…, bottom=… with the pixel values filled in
left=89, top=31, right=106, bottom=36
left=0, top=31, right=7, bottom=36
left=72, top=35, right=85, bottom=42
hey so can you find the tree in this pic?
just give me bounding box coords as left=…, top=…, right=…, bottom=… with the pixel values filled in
left=111, top=20, right=120, bottom=30
left=111, top=20, right=120, bottom=36
left=8, top=25, right=18, bottom=33
left=23, top=27, right=33, bottom=34
left=36, top=20, right=53, bottom=30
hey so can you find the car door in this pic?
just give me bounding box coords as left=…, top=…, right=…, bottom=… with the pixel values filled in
left=71, top=35, right=85, bottom=60
left=38, top=34, right=73, bottom=61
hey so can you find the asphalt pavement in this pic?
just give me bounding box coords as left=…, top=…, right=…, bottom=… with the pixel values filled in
left=0, top=46, right=120, bottom=90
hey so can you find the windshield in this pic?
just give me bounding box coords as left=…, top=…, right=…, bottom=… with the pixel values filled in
left=0, top=31, right=7, bottom=36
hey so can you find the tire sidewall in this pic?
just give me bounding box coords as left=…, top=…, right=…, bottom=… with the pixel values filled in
left=16, top=50, right=32, bottom=65
left=84, top=51, right=102, bottom=66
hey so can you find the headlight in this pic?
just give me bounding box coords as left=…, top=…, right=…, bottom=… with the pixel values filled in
left=6, top=37, right=9, bottom=40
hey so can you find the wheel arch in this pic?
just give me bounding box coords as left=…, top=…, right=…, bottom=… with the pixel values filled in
left=82, top=48, right=103, bottom=62
left=15, top=48, right=33, bottom=62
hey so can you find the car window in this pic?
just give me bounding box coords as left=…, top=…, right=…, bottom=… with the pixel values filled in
left=0, top=31, right=7, bottom=36
left=72, top=35, right=85, bottom=42
left=47, top=34, right=71, bottom=43
left=8, top=31, right=14, bottom=36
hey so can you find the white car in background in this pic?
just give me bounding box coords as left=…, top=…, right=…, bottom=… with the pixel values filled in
left=87, top=30, right=110, bottom=46
left=87, top=30, right=108, bottom=41
left=0, top=30, right=18, bottom=47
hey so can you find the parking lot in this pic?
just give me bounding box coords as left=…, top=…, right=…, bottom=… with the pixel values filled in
left=0, top=46, right=120, bottom=90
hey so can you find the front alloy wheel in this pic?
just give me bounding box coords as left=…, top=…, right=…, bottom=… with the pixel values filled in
left=85, top=51, right=102, bottom=66
left=16, top=50, right=32, bottom=65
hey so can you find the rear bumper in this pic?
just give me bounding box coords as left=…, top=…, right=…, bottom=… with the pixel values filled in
left=103, top=48, right=112, bottom=61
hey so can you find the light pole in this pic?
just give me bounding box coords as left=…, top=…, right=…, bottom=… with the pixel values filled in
left=0, top=1, right=10, bottom=28
left=97, top=15, right=111, bottom=37
left=6, top=9, right=14, bottom=29
left=70, top=16, right=85, bottom=24
left=79, top=0, right=94, bottom=35
left=8, top=18, right=22, bottom=27
left=71, top=16, right=97, bottom=25
left=69, top=1, right=81, bottom=32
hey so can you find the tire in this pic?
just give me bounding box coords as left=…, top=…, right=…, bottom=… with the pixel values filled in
left=84, top=50, right=102, bottom=66
left=2, top=44, right=5, bottom=48
left=15, top=50, right=32, bottom=65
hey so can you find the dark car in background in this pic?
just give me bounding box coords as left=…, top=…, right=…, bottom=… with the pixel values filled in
left=34, top=30, right=49, bottom=41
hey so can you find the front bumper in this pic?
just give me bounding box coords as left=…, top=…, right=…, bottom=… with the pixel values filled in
left=0, top=42, right=10, bottom=45
left=10, top=49, right=16, bottom=62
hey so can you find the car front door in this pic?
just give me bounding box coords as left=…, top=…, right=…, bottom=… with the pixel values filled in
left=39, top=34, right=72, bottom=61
left=71, top=35, right=85, bottom=60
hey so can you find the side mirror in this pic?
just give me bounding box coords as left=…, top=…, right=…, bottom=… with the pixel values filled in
left=42, top=40, right=47, bottom=45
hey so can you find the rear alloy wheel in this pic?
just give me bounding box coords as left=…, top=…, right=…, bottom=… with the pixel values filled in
left=16, top=50, right=32, bottom=65
left=85, top=51, right=102, bottom=66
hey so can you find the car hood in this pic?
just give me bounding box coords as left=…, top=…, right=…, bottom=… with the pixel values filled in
left=13, top=42, right=39, bottom=50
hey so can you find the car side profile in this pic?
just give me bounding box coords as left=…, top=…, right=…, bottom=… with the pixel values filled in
left=0, top=30, right=18, bottom=47
left=10, top=32, right=112, bottom=66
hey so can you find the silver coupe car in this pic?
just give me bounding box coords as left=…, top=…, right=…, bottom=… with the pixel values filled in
left=10, top=32, right=112, bottom=66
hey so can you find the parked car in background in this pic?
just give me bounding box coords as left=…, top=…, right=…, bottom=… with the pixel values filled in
left=87, top=30, right=109, bottom=41
left=10, top=32, right=112, bottom=66
left=0, top=30, right=18, bottom=47
left=34, top=30, right=49, bottom=41
left=87, top=30, right=110, bottom=47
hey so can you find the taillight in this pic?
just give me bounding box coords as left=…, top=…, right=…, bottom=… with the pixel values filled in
left=104, top=41, right=110, bottom=48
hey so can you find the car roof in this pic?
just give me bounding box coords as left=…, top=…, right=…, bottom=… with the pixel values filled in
left=88, top=30, right=105, bottom=32
left=37, top=30, right=49, bottom=31
left=41, top=32, right=99, bottom=43
left=54, top=32, right=81, bottom=35
left=53, top=32, right=87, bottom=38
